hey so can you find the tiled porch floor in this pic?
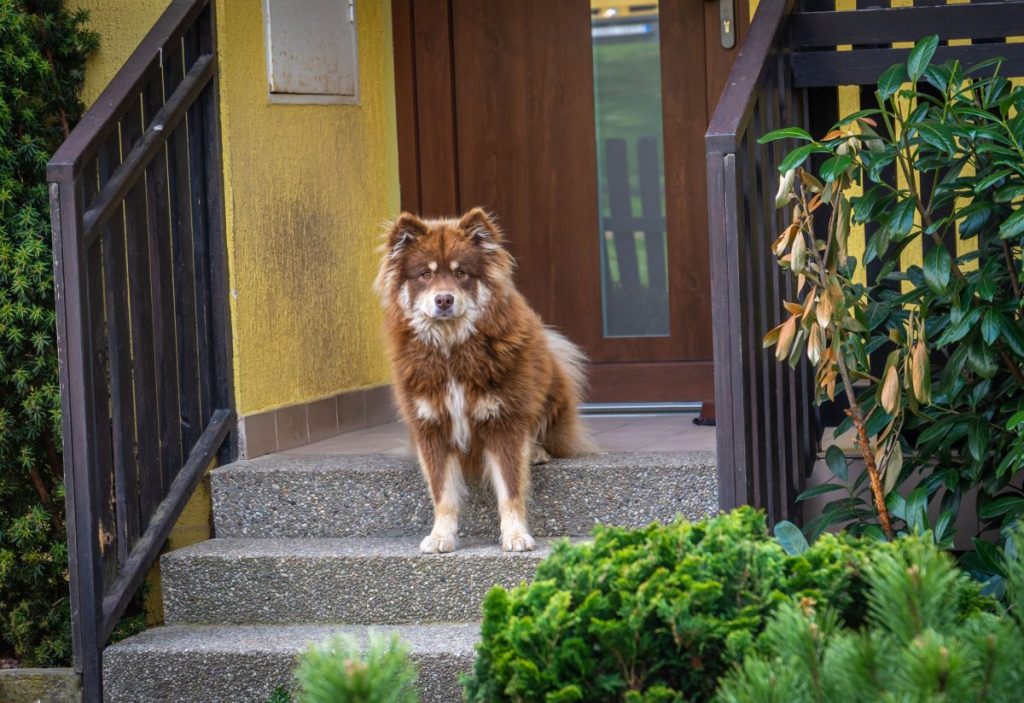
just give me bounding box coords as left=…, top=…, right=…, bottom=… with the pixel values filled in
left=286, top=414, right=716, bottom=456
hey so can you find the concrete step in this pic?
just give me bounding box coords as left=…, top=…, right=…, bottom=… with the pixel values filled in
left=102, top=622, right=477, bottom=703
left=161, top=537, right=551, bottom=625
left=212, top=450, right=717, bottom=538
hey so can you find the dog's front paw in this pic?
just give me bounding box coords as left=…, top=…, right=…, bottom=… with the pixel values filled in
left=501, top=529, right=536, bottom=552
left=420, top=532, right=459, bottom=554
left=529, top=444, right=551, bottom=465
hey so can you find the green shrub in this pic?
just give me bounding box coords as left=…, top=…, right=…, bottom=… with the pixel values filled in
left=463, top=507, right=951, bottom=703
left=716, top=535, right=1020, bottom=702
left=0, top=0, right=96, bottom=666
left=288, top=633, right=418, bottom=703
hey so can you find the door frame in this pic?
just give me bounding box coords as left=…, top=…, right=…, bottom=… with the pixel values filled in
left=389, top=0, right=750, bottom=404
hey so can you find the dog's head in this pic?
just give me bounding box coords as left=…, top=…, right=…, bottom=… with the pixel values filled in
left=375, top=208, right=514, bottom=348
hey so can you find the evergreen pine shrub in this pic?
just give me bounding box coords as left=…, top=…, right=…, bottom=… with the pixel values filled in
left=716, top=536, right=1020, bottom=702
left=463, top=507, right=940, bottom=703
left=292, top=633, right=418, bottom=703
left=0, top=0, right=96, bottom=666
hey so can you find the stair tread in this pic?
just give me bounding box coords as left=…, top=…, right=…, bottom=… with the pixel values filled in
left=103, top=623, right=478, bottom=702
left=164, top=536, right=559, bottom=560
left=161, top=537, right=554, bottom=625
left=215, top=449, right=714, bottom=476
left=212, top=450, right=718, bottom=539
left=105, top=622, right=480, bottom=655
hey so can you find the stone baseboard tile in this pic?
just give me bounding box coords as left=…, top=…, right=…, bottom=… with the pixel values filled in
left=238, top=385, right=396, bottom=458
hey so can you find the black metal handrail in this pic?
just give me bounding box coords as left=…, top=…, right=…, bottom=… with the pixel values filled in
left=705, top=0, right=1024, bottom=526
left=46, top=0, right=233, bottom=699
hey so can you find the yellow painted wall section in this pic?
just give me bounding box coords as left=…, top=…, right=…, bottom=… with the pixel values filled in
left=70, top=0, right=399, bottom=416
left=68, top=0, right=172, bottom=105
left=217, top=0, right=397, bottom=414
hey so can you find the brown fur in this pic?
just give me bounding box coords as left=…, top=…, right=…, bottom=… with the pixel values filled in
left=375, top=208, right=593, bottom=552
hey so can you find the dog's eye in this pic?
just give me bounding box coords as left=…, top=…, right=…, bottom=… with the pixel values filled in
left=456, top=269, right=467, bottom=279
left=420, top=271, right=433, bottom=280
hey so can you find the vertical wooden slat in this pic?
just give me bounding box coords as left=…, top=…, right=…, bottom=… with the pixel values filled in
left=726, top=151, right=754, bottom=507
left=121, top=98, right=162, bottom=530
left=197, top=3, right=235, bottom=457
left=143, top=62, right=185, bottom=492
left=707, top=150, right=739, bottom=508
left=97, top=129, right=140, bottom=568
left=604, top=138, right=642, bottom=292
left=764, top=58, right=792, bottom=517
left=637, top=136, right=667, bottom=293
left=164, top=35, right=203, bottom=458
left=746, top=124, right=772, bottom=514
left=184, top=22, right=215, bottom=430
left=752, top=98, right=783, bottom=523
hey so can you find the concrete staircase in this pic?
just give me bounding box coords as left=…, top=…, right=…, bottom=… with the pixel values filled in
left=102, top=450, right=717, bottom=702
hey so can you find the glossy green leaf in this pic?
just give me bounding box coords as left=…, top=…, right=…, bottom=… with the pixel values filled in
left=777, top=143, right=828, bottom=174
left=888, top=198, right=917, bottom=237
left=999, top=315, right=1024, bottom=356
left=923, top=245, right=951, bottom=294
left=1007, top=410, right=1024, bottom=430
left=979, top=495, right=1024, bottom=519
left=982, top=308, right=1001, bottom=345
left=909, top=34, right=937, bottom=80
left=820, top=154, right=854, bottom=182
left=825, top=445, right=849, bottom=481
left=796, top=483, right=847, bottom=501
left=968, top=417, right=990, bottom=461
left=994, top=184, right=1024, bottom=204
left=774, top=520, right=810, bottom=555
left=757, top=127, right=814, bottom=144
left=999, top=207, right=1024, bottom=239
left=878, top=63, right=909, bottom=102
left=973, top=168, right=1013, bottom=193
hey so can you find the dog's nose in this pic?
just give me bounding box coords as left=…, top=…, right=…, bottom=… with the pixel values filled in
left=435, top=293, right=455, bottom=311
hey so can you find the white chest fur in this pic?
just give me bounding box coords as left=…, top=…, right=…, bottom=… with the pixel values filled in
left=445, top=380, right=471, bottom=453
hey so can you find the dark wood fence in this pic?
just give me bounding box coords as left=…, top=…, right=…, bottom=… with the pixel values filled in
left=705, top=0, right=1024, bottom=525
left=602, top=136, right=667, bottom=295
left=46, top=0, right=233, bottom=699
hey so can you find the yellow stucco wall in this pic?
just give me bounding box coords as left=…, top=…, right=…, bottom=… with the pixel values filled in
left=70, top=0, right=398, bottom=416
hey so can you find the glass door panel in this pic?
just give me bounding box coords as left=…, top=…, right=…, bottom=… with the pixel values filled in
left=591, top=1, right=669, bottom=338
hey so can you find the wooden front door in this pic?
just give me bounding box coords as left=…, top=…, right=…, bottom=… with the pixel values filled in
left=392, top=0, right=748, bottom=403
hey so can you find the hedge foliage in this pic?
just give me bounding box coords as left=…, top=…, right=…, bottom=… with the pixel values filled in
left=464, top=507, right=984, bottom=703
left=0, top=0, right=96, bottom=665
left=717, top=535, right=1020, bottom=702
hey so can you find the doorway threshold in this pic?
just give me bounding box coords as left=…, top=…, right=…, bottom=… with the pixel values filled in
left=580, top=402, right=701, bottom=416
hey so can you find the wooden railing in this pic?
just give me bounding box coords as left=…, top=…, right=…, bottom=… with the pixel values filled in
left=46, top=0, right=233, bottom=699
left=706, top=0, right=1024, bottom=526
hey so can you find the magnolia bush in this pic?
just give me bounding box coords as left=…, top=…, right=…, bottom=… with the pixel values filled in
left=762, top=36, right=1024, bottom=553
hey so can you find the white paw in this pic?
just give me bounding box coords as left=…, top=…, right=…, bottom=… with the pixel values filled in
left=420, top=532, right=458, bottom=553
left=529, top=445, right=551, bottom=465
left=501, top=529, right=536, bottom=552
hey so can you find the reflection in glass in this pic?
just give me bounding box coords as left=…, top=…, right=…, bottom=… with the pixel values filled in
left=591, top=1, right=669, bottom=337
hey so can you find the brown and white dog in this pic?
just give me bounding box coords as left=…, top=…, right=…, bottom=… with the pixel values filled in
left=374, top=208, right=594, bottom=553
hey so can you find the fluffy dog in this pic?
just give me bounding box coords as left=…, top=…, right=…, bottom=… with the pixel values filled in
left=375, top=208, right=594, bottom=553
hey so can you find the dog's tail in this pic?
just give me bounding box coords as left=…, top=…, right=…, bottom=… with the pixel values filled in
left=542, top=328, right=599, bottom=457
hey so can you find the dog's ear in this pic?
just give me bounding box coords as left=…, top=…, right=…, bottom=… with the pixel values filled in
left=458, top=208, right=504, bottom=248
left=387, top=213, right=428, bottom=256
